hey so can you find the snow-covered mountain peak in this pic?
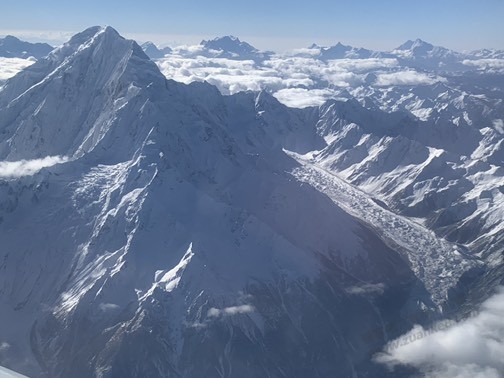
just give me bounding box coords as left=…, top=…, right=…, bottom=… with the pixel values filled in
left=394, top=39, right=454, bottom=59
left=201, top=35, right=257, bottom=53
left=397, top=38, right=433, bottom=51
left=325, top=41, right=349, bottom=52
left=0, top=25, right=164, bottom=160
left=141, top=41, right=157, bottom=50
left=198, top=35, right=272, bottom=61
left=213, top=35, right=239, bottom=42
left=141, top=41, right=172, bottom=59
left=49, top=25, right=128, bottom=59
left=392, top=38, right=467, bottom=70
left=316, top=41, right=374, bottom=60
left=4, top=25, right=159, bottom=106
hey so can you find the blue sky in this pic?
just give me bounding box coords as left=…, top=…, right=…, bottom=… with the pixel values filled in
left=0, top=0, right=503, bottom=51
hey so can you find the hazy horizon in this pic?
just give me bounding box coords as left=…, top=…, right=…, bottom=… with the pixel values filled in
left=1, top=0, right=503, bottom=52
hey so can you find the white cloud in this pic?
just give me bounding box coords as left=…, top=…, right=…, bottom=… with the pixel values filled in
left=375, top=70, right=446, bottom=86
left=157, top=55, right=283, bottom=95
left=322, top=70, right=362, bottom=87
left=169, top=44, right=207, bottom=57
left=98, top=303, right=120, bottom=312
left=0, top=57, right=36, bottom=81
left=273, top=88, right=338, bottom=108
left=375, top=286, right=504, bottom=378
left=327, top=58, right=398, bottom=72
left=463, top=59, right=504, bottom=71
left=0, top=156, right=68, bottom=178
left=289, top=47, right=321, bottom=56
left=207, top=304, right=255, bottom=318
left=154, top=49, right=440, bottom=108
left=158, top=53, right=387, bottom=100
left=263, top=56, right=366, bottom=87
left=345, top=283, right=385, bottom=295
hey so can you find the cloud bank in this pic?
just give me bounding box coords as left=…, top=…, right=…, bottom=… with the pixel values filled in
left=0, top=57, right=36, bottom=82
left=0, top=156, right=68, bottom=178
left=273, top=88, right=339, bottom=108
left=375, top=286, right=504, bottom=378
left=463, top=59, right=504, bottom=71
left=157, top=55, right=283, bottom=95
left=156, top=53, right=402, bottom=104
left=153, top=48, right=448, bottom=109
left=375, top=70, right=446, bottom=86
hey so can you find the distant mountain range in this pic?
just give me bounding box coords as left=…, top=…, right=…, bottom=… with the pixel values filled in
left=138, top=35, right=504, bottom=73
left=3, top=31, right=502, bottom=69
left=0, top=35, right=53, bottom=59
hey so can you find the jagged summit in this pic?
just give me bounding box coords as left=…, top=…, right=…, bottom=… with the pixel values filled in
left=47, top=25, right=122, bottom=59
left=7, top=25, right=156, bottom=91
left=199, top=35, right=271, bottom=61
left=394, top=38, right=457, bottom=58
left=200, top=35, right=258, bottom=57
left=201, top=35, right=257, bottom=52
left=391, top=38, right=468, bottom=70
left=0, top=25, right=164, bottom=160
left=53, top=25, right=125, bottom=54
left=314, top=41, right=374, bottom=60
left=321, top=42, right=353, bottom=57
left=141, top=41, right=172, bottom=59
left=397, top=38, right=433, bottom=51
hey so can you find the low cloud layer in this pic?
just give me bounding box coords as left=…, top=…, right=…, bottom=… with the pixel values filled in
left=157, top=55, right=283, bottom=95
left=154, top=50, right=446, bottom=109
left=463, top=59, right=504, bottom=71
left=0, top=57, right=36, bottom=82
left=0, top=40, right=494, bottom=112
left=375, top=70, right=446, bottom=86
left=375, top=286, right=504, bottom=378
left=0, top=156, right=68, bottom=178
left=273, top=88, right=339, bottom=108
